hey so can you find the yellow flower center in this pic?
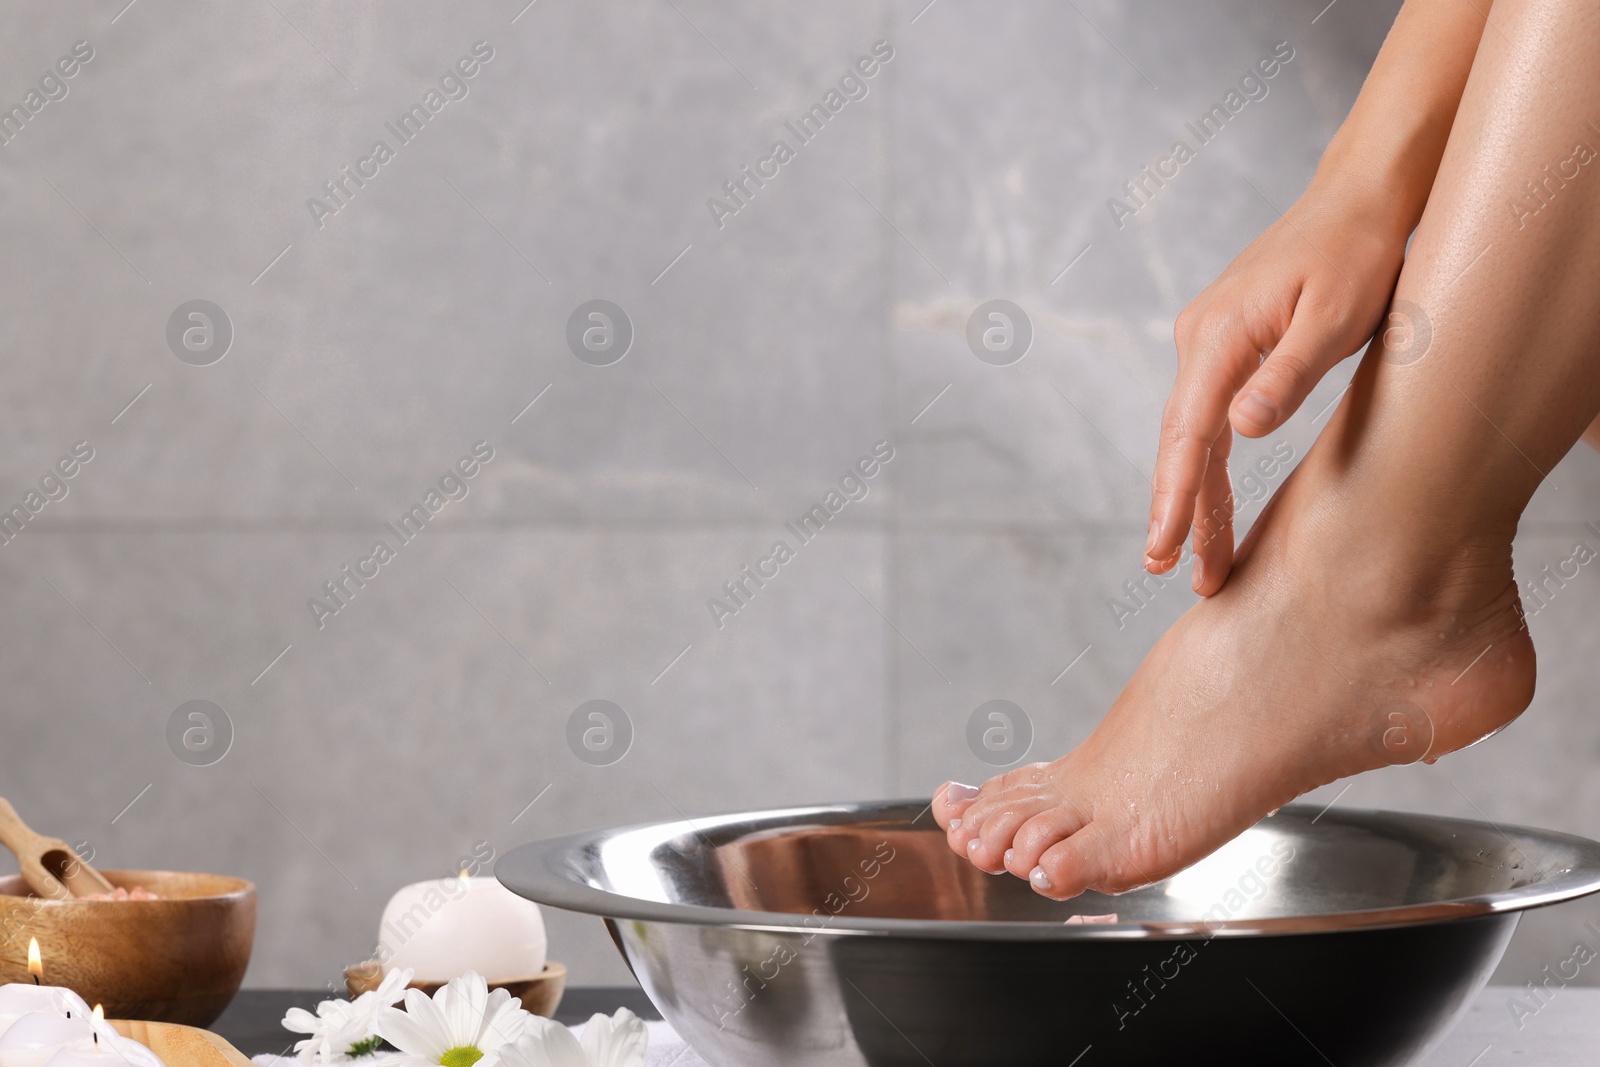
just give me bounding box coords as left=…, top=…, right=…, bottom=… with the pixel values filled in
left=439, top=1047, right=484, bottom=1067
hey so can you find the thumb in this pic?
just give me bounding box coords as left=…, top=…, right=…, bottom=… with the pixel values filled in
left=1229, top=302, right=1369, bottom=437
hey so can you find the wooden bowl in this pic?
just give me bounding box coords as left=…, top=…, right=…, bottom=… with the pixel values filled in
left=344, top=960, right=567, bottom=1018
left=0, top=870, right=256, bottom=1027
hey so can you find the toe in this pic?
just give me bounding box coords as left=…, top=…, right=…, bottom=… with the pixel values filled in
left=966, top=796, right=1054, bottom=872
left=1003, top=805, right=1090, bottom=879
left=931, top=781, right=981, bottom=831
left=1029, top=823, right=1137, bottom=900
left=948, top=765, right=1057, bottom=851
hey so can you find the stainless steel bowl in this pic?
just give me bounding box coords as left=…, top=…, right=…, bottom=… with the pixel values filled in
left=498, top=801, right=1600, bottom=1066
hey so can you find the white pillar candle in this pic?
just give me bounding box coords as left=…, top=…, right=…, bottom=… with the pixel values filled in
left=42, top=1036, right=162, bottom=1067
left=0, top=988, right=93, bottom=1039
left=35, top=1012, right=162, bottom=1067
left=95, top=1037, right=163, bottom=1067
left=0, top=1012, right=92, bottom=1067
left=377, top=875, right=547, bottom=983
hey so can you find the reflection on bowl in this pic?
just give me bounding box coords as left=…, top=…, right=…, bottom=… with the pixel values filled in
left=500, top=802, right=1600, bottom=1067
left=0, top=870, right=256, bottom=1027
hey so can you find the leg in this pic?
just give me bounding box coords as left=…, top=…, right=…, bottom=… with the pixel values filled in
left=935, top=0, right=1600, bottom=897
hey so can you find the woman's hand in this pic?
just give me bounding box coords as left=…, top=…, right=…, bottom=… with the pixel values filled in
left=1147, top=190, right=1408, bottom=594
left=1142, top=0, right=1495, bottom=594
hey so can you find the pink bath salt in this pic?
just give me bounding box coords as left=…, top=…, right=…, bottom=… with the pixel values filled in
left=80, top=886, right=161, bottom=901
left=1064, top=913, right=1118, bottom=925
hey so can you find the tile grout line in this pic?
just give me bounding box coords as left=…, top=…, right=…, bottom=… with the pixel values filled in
left=881, top=0, right=902, bottom=798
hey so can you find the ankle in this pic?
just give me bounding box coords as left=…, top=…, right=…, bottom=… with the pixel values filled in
left=1262, top=467, right=1520, bottom=635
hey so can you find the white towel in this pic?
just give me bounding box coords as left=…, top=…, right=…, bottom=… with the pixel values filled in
left=637, top=1021, right=704, bottom=1066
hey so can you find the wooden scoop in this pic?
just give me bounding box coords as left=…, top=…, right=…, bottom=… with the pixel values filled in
left=0, top=797, right=115, bottom=898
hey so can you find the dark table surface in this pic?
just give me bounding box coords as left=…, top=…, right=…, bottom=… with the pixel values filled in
left=160, top=985, right=1600, bottom=1064
left=210, top=989, right=661, bottom=1057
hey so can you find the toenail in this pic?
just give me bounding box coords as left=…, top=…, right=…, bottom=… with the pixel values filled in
left=945, top=782, right=980, bottom=803
left=1030, top=867, right=1053, bottom=891
left=1004, top=848, right=1015, bottom=867
left=1191, top=555, right=1206, bottom=591
left=966, top=839, right=981, bottom=856
left=1236, top=390, right=1277, bottom=427
left=949, top=818, right=962, bottom=831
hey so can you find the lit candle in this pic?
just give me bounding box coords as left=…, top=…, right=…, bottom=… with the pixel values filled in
left=0, top=943, right=92, bottom=1034
left=377, top=873, right=546, bottom=983
left=37, top=1008, right=163, bottom=1067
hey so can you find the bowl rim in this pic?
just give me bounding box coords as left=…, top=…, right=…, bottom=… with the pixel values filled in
left=0, top=869, right=256, bottom=905
left=496, top=800, right=1600, bottom=942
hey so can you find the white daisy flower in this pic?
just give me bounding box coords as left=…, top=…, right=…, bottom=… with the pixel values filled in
left=498, top=1019, right=584, bottom=1067
left=283, top=967, right=415, bottom=1063
left=499, top=1010, right=646, bottom=1067
left=376, top=972, right=532, bottom=1067
left=574, top=1009, right=647, bottom=1067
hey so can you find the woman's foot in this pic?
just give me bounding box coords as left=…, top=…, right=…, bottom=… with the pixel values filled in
left=931, top=448, right=1535, bottom=899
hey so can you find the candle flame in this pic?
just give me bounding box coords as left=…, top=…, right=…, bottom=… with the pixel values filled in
left=458, top=869, right=470, bottom=886
left=27, top=938, right=41, bottom=981
left=92, top=1005, right=104, bottom=1022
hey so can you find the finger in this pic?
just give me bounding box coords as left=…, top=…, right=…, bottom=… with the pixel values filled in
left=1190, top=425, right=1235, bottom=595
left=1149, top=314, right=1277, bottom=566
left=1230, top=293, right=1367, bottom=437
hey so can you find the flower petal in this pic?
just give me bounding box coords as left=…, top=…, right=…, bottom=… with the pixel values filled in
left=503, top=1020, right=587, bottom=1067
left=495, top=1040, right=533, bottom=1067
left=411, top=985, right=455, bottom=1051
left=402, top=986, right=441, bottom=1023
left=478, top=989, right=531, bottom=1052
left=291, top=1035, right=329, bottom=1065
left=443, top=972, right=490, bottom=1049
left=578, top=1009, right=648, bottom=1067
left=283, top=1007, right=321, bottom=1035
left=378, top=1001, right=444, bottom=1061
left=377, top=968, right=417, bottom=1006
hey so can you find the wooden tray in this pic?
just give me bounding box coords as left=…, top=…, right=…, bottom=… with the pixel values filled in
left=110, top=1020, right=255, bottom=1067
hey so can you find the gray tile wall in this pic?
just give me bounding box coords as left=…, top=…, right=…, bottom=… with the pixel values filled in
left=3, top=0, right=1597, bottom=998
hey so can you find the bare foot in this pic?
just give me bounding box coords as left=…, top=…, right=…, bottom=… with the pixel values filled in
left=931, top=455, right=1535, bottom=899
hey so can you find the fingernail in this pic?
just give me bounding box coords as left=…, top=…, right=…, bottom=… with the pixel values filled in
left=1030, top=867, right=1052, bottom=891
left=949, top=818, right=962, bottom=831
left=966, top=839, right=982, bottom=856
left=945, top=782, right=980, bottom=803
left=1191, top=555, right=1206, bottom=592
left=1236, top=391, right=1277, bottom=428
left=1004, top=848, right=1015, bottom=868
left=1145, top=519, right=1160, bottom=555
left=1147, top=548, right=1180, bottom=574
